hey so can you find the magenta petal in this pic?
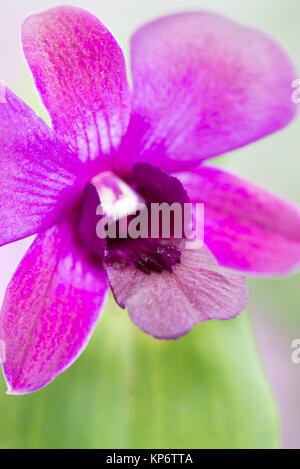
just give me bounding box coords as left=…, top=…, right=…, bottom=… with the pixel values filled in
left=177, top=167, right=300, bottom=275
left=116, top=12, right=297, bottom=175
left=106, top=246, right=247, bottom=339
left=0, top=89, right=88, bottom=247
left=0, top=218, right=108, bottom=394
left=22, top=6, right=131, bottom=175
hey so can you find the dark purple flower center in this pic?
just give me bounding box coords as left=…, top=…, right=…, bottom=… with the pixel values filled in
left=77, top=167, right=184, bottom=273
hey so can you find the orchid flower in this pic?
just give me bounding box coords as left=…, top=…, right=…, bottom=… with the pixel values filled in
left=0, top=6, right=299, bottom=395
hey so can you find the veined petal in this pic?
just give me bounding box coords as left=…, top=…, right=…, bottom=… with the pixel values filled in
left=0, top=88, right=88, bottom=247
left=22, top=6, right=131, bottom=175
left=106, top=245, right=247, bottom=339
left=115, top=12, right=297, bottom=175
left=0, top=218, right=108, bottom=394
left=177, top=166, right=300, bottom=275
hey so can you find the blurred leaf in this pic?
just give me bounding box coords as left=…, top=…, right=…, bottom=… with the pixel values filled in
left=0, top=297, right=279, bottom=449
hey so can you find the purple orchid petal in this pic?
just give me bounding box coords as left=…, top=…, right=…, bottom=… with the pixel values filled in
left=106, top=245, right=247, bottom=339
left=0, top=218, right=108, bottom=394
left=22, top=6, right=131, bottom=176
left=177, top=167, right=300, bottom=275
left=0, top=88, right=88, bottom=247
left=114, top=12, right=297, bottom=176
